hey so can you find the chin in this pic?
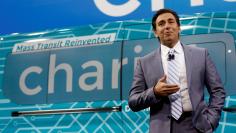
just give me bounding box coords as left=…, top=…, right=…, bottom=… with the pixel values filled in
left=163, top=40, right=175, bottom=47
left=164, top=39, right=173, bottom=44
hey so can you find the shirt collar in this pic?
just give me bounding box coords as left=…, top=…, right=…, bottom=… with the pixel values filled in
left=161, top=41, right=182, bottom=57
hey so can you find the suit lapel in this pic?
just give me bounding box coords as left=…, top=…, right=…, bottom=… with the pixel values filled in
left=182, top=45, right=192, bottom=91
left=153, top=47, right=164, bottom=80
left=149, top=47, right=164, bottom=84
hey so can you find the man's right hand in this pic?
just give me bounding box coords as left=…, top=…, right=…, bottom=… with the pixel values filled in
left=153, top=75, right=180, bottom=97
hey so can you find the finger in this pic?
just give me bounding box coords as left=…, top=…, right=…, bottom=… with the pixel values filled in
left=163, top=84, right=179, bottom=88
left=159, top=75, right=167, bottom=82
left=163, top=86, right=180, bottom=92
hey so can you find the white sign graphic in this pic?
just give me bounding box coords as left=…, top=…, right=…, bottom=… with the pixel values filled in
left=94, top=0, right=141, bottom=17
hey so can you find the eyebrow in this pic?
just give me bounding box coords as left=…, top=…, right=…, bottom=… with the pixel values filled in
left=157, top=18, right=175, bottom=24
left=168, top=18, right=175, bottom=21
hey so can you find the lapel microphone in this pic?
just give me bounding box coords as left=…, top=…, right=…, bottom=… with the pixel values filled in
left=168, top=49, right=175, bottom=61
left=168, top=53, right=175, bottom=61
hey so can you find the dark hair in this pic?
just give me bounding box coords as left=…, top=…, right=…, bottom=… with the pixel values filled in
left=152, top=9, right=180, bottom=31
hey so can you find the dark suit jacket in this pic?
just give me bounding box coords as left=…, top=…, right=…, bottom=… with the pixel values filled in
left=128, top=44, right=226, bottom=133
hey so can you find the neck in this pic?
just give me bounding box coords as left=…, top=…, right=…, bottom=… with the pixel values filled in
left=163, top=40, right=178, bottom=48
left=165, top=43, right=175, bottom=48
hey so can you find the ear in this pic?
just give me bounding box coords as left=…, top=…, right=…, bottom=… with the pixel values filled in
left=153, top=30, right=158, bottom=37
left=178, top=26, right=181, bottom=32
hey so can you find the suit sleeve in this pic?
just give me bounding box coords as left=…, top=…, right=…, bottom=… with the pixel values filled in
left=128, top=58, right=162, bottom=112
left=204, top=49, right=226, bottom=130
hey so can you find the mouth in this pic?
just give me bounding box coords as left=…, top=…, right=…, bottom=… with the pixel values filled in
left=164, top=31, right=172, bottom=35
left=164, top=33, right=172, bottom=37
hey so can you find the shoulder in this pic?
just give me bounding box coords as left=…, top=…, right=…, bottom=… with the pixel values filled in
left=183, top=44, right=207, bottom=53
left=139, top=49, right=158, bottom=62
left=183, top=44, right=209, bottom=61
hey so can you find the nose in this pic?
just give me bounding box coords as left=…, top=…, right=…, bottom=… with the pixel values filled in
left=164, top=23, right=171, bottom=29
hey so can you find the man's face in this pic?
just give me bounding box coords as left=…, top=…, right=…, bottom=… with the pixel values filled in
left=154, top=13, right=180, bottom=48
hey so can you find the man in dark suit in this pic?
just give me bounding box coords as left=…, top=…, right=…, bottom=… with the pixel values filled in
left=128, top=8, right=226, bottom=133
